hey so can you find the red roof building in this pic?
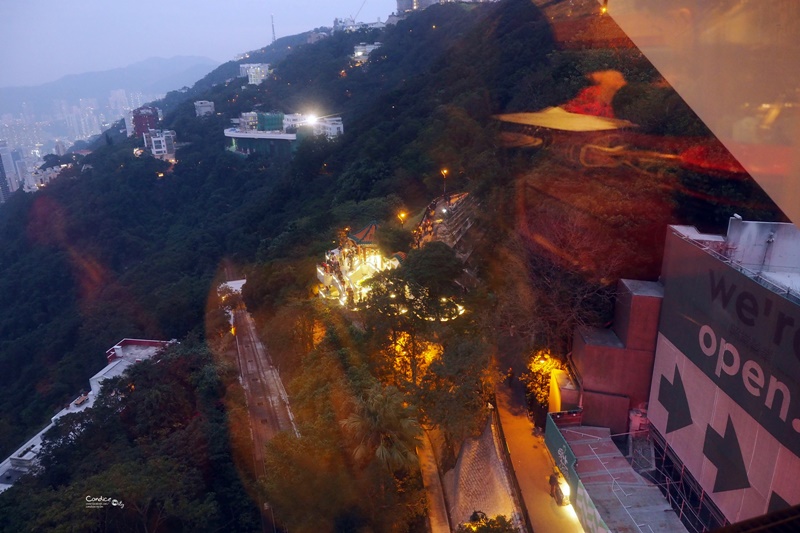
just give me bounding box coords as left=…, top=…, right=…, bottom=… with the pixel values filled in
left=129, top=106, right=160, bottom=137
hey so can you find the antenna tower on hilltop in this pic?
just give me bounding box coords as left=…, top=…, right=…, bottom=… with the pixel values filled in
left=354, top=0, right=367, bottom=21
left=271, top=14, right=276, bottom=43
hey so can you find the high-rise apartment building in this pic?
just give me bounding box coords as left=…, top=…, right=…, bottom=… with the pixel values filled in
left=108, top=89, right=130, bottom=116
left=0, top=158, right=10, bottom=203
left=54, top=141, right=67, bottom=156
left=0, top=140, right=19, bottom=202
left=127, top=106, right=160, bottom=137
left=239, top=63, right=270, bottom=85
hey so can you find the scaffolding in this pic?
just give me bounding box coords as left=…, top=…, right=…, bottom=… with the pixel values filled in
left=638, top=429, right=728, bottom=532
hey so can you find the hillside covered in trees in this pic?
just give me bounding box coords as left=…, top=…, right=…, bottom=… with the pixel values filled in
left=0, top=0, right=784, bottom=531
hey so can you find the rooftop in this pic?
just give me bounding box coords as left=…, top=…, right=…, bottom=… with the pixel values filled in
left=223, top=128, right=296, bottom=141
left=105, top=338, right=172, bottom=363
left=577, top=326, right=624, bottom=349
left=560, top=426, right=686, bottom=532
left=673, top=219, right=800, bottom=304
left=91, top=359, right=130, bottom=385
left=619, top=278, right=664, bottom=298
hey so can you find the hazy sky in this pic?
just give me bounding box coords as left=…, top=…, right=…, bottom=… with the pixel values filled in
left=1, top=0, right=398, bottom=88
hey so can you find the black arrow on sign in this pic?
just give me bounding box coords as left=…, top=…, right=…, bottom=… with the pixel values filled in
left=768, top=491, right=790, bottom=514
left=703, top=416, right=750, bottom=493
left=658, top=365, right=693, bottom=433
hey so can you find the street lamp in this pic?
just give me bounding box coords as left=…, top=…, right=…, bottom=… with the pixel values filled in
left=397, top=211, right=407, bottom=226
left=440, top=168, right=448, bottom=195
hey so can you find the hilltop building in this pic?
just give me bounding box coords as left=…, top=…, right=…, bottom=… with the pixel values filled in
left=248, top=65, right=269, bottom=85
left=0, top=339, right=172, bottom=494
left=126, top=106, right=160, bottom=137
left=225, top=112, right=297, bottom=158
left=194, top=100, right=215, bottom=117
left=333, top=17, right=387, bottom=32
left=352, top=42, right=382, bottom=65
left=279, top=113, right=343, bottom=137
left=284, top=113, right=344, bottom=137
left=224, top=111, right=343, bottom=157
left=24, top=165, right=62, bottom=191
left=239, top=63, right=270, bottom=85
left=143, top=129, right=176, bottom=161
left=238, top=63, right=261, bottom=77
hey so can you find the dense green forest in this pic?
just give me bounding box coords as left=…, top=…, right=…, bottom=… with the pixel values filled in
left=0, top=341, right=259, bottom=531
left=0, top=0, right=784, bottom=531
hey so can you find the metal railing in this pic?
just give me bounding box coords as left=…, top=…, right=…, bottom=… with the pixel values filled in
left=676, top=230, right=800, bottom=306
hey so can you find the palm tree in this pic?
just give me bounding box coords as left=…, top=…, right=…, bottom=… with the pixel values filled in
left=340, top=383, right=422, bottom=473
left=456, top=511, right=516, bottom=533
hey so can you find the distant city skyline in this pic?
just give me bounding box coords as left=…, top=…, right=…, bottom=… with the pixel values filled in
left=1, top=0, right=398, bottom=88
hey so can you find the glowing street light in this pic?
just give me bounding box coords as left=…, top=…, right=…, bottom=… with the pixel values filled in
left=440, top=168, right=448, bottom=195
left=397, top=211, right=407, bottom=226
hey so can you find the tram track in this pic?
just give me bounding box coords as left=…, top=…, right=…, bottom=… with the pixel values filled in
left=233, top=308, right=298, bottom=475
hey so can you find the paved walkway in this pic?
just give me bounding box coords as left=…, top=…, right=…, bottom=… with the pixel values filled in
left=418, top=429, right=451, bottom=533
left=495, top=383, right=585, bottom=533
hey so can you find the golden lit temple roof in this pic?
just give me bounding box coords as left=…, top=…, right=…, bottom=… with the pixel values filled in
left=348, top=221, right=379, bottom=246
